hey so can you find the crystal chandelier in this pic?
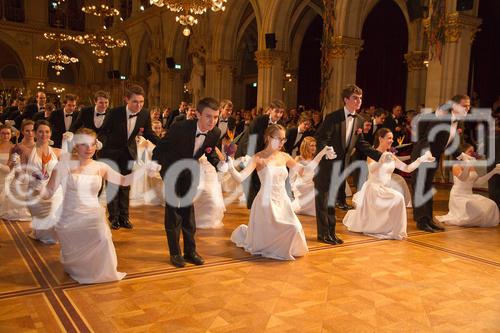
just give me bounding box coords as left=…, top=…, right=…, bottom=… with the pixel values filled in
left=76, top=3, right=127, bottom=63
left=150, top=0, right=227, bottom=36
left=36, top=34, right=79, bottom=76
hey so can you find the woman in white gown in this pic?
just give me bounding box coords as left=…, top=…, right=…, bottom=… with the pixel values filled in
left=37, top=128, right=154, bottom=284
left=1, top=120, right=35, bottom=222
left=343, top=128, right=435, bottom=240
left=228, top=124, right=334, bottom=260
left=291, top=136, right=317, bottom=216
left=194, top=154, right=225, bottom=228
left=436, top=143, right=500, bottom=227
left=0, top=125, right=14, bottom=211
left=22, top=121, right=64, bottom=244
left=130, top=136, right=163, bottom=206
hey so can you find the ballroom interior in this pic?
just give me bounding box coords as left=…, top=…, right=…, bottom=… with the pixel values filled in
left=1, top=0, right=500, bottom=332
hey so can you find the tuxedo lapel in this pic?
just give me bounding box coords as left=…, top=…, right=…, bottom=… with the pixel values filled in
left=186, top=120, right=197, bottom=157
left=340, top=113, right=347, bottom=149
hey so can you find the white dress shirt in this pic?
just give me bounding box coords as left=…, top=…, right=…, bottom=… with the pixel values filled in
left=218, top=117, right=229, bottom=139
left=94, top=106, right=106, bottom=129
left=194, top=124, right=207, bottom=156
left=63, top=110, right=73, bottom=131
left=126, top=107, right=139, bottom=139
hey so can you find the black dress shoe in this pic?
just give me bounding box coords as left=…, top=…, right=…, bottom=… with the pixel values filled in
left=428, top=219, right=445, bottom=231
left=120, top=218, right=134, bottom=229
left=317, top=235, right=337, bottom=245
left=336, top=202, right=354, bottom=210
left=331, top=234, right=344, bottom=244
left=110, top=219, right=121, bottom=230
left=416, top=221, right=435, bottom=233
left=184, top=252, right=205, bottom=265
left=170, top=255, right=186, bottom=268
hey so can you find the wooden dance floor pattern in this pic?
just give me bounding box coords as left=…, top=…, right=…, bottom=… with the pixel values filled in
left=1, top=186, right=500, bottom=332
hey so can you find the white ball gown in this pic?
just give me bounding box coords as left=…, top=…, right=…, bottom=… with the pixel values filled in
left=0, top=152, right=11, bottom=213
left=1, top=152, right=32, bottom=222
left=130, top=139, right=164, bottom=206
left=54, top=160, right=126, bottom=284
left=343, top=154, right=407, bottom=240
left=27, top=146, right=63, bottom=244
left=291, top=160, right=316, bottom=216
left=231, top=165, right=308, bottom=260
left=194, top=155, right=225, bottom=229
left=436, top=170, right=499, bottom=227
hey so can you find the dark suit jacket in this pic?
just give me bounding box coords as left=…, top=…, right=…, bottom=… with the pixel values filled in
left=216, top=116, right=237, bottom=147
left=98, top=106, right=158, bottom=164
left=166, top=109, right=181, bottom=129
left=70, top=106, right=109, bottom=134
left=152, top=119, right=221, bottom=197
left=173, top=113, right=187, bottom=124
left=32, top=111, right=49, bottom=122
left=284, top=127, right=315, bottom=155
left=17, top=103, right=40, bottom=125
left=410, top=112, right=461, bottom=163
left=314, top=108, right=382, bottom=192
left=235, top=115, right=272, bottom=157
left=48, top=109, right=79, bottom=148
left=383, top=114, right=406, bottom=141
left=1, top=106, right=18, bottom=122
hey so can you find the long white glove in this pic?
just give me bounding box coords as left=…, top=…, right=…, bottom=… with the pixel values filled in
left=394, top=151, right=435, bottom=173
left=304, top=146, right=335, bottom=172
left=227, top=156, right=255, bottom=183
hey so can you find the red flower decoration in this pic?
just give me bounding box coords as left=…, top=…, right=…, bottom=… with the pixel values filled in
left=457, top=128, right=463, bottom=135
left=356, top=128, right=363, bottom=135
left=205, top=147, right=212, bottom=154
left=138, top=127, right=144, bottom=136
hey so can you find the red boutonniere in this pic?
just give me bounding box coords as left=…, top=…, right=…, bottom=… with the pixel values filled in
left=205, top=147, right=213, bottom=154
left=457, top=128, right=463, bottom=135
left=138, top=127, right=144, bottom=136
left=356, top=128, right=363, bottom=135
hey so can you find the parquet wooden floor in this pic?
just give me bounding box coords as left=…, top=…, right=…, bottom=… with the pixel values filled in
left=1, top=186, right=499, bottom=332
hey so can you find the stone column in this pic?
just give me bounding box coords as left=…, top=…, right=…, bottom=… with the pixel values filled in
left=160, top=68, right=184, bottom=108
left=205, top=59, right=235, bottom=101
left=404, top=50, right=428, bottom=109
left=424, top=12, right=481, bottom=107
left=325, top=36, right=364, bottom=113
left=254, top=49, right=287, bottom=109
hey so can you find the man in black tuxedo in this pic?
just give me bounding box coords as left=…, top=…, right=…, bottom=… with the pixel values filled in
left=235, top=99, right=285, bottom=208
left=70, top=90, right=110, bottom=134
left=284, top=112, right=314, bottom=157
left=383, top=104, right=406, bottom=144
left=365, top=108, right=388, bottom=145
left=33, top=103, right=56, bottom=122
left=98, top=84, right=158, bottom=230
left=153, top=97, right=223, bottom=268
left=165, top=101, right=188, bottom=129
left=48, top=93, right=79, bottom=148
left=314, top=85, right=382, bottom=244
left=18, top=91, right=46, bottom=125
left=411, top=95, right=469, bottom=232
left=172, top=103, right=197, bottom=124
left=488, top=118, right=500, bottom=209
left=216, top=99, right=236, bottom=146
left=1, top=97, right=24, bottom=123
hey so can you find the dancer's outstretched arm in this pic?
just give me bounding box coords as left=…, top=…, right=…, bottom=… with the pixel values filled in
left=288, top=146, right=335, bottom=179
left=474, top=164, right=500, bottom=185
left=227, top=156, right=257, bottom=183
left=394, top=151, right=435, bottom=173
